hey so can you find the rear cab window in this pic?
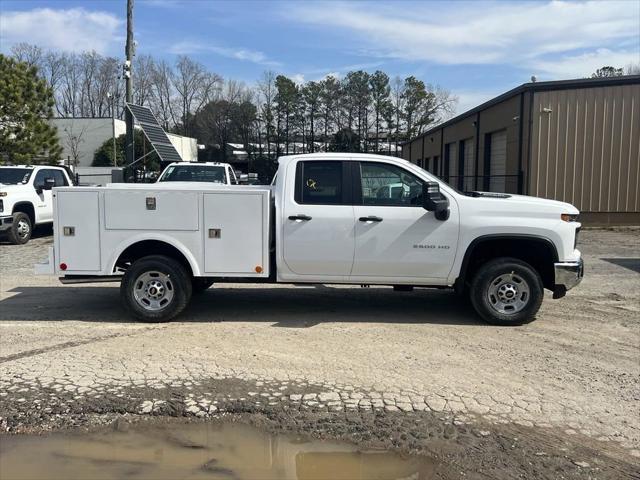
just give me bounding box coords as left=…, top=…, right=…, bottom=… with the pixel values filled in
left=294, top=161, right=351, bottom=205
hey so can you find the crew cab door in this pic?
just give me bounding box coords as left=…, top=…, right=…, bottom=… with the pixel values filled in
left=281, top=160, right=355, bottom=278
left=350, top=161, right=458, bottom=281
left=32, top=169, right=68, bottom=223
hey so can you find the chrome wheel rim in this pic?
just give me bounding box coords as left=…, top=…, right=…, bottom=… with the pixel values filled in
left=16, top=219, right=30, bottom=239
left=487, top=272, right=530, bottom=315
left=133, top=271, right=174, bottom=311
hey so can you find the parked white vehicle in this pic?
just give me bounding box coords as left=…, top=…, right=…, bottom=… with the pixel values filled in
left=1, top=165, right=75, bottom=244
left=157, top=162, right=238, bottom=185
left=36, top=153, right=583, bottom=325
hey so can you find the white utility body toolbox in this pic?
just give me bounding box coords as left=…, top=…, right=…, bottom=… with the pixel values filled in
left=44, top=184, right=271, bottom=278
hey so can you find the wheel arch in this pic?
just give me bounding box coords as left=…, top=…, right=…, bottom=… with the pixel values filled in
left=457, top=234, right=558, bottom=291
left=12, top=201, right=36, bottom=225
left=109, top=235, right=200, bottom=277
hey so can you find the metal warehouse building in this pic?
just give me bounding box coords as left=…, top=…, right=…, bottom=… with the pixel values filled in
left=401, top=76, right=640, bottom=225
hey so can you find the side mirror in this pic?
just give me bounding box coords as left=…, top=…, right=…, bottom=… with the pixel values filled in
left=44, top=178, right=56, bottom=191
left=423, top=182, right=450, bottom=221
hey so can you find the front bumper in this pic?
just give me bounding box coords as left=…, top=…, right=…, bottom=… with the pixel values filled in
left=553, top=257, right=584, bottom=298
left=0, top=215, right=13, bottom=232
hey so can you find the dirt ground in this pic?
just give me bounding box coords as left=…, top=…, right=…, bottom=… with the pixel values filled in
left=0, top=228, right=638, bottom=479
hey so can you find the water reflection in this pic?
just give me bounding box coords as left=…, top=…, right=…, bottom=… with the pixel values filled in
left=0, top=421, right=436, bottom=479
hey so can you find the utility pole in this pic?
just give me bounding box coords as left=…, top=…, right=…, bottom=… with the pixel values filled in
left=124, top=0, right=134, bottom=171
left=107, top=92, right=117, bottom=166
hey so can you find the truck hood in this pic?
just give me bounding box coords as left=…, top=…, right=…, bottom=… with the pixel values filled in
left=0, top=183, right=27, bottom=192
left=463, top=192, right=579, bottom=215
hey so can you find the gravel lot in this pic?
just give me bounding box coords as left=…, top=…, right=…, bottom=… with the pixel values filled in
left=1, top=228, right=639, bottom=478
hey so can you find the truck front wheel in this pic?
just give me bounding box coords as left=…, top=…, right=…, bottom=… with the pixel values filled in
left=469, top=257, right=543, bottom=326
left=121, top=255, right=192, bottom=322
left=7, top=212, right=32, bottom=245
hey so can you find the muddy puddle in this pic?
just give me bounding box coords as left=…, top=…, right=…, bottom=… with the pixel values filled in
left=0, top=421, right=436, bottom=479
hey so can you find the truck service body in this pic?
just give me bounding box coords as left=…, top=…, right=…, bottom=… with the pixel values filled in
left=36, top=153, right=583, bottom=325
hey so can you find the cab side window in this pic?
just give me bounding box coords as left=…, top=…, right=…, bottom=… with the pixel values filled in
left=295, top=161, right=344, bottom=205
left=360, top=162, right=423, bottom=207
left=34, top=169, right=67, bottom=188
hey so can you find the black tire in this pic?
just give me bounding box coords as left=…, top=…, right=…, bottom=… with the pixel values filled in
left=7, top=212, right=32, bottom=245
left=469, top=257, right=543, bottom=326
left=192, top=278, right=214, bottom=293
left=120, top=255, right=192, bottom=322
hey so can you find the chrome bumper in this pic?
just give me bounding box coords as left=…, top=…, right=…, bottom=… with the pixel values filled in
left=554, top=257, right=584, bottom=293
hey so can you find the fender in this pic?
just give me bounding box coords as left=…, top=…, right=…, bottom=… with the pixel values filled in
left=107, top=233, right=202, bottom=277
left=457, top=234, right=558, bottom=284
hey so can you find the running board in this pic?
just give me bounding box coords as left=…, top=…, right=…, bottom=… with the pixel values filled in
left=59, top=276, right=122, bottom=284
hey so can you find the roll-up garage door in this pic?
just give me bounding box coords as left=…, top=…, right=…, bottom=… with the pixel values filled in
left=463, top=138, right=475, bottom=191
left=489, top=130, right=507, bottom=192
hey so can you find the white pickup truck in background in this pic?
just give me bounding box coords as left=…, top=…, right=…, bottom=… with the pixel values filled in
left=157, top=162, right=238, bottom=185
left=1, top=165, right=75, bottom=244
left=36, top=153, right=583, bottom=325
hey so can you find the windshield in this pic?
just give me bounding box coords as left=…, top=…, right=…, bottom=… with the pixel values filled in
left=0, top=168, right=32, bottom=185
left=158, top=165, right=228, bottom=184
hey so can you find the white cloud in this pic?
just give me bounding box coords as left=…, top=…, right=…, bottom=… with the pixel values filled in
left=529, top=48, right=640, bottom=79
left=291, top=74, right=305, bottom=84
left=0, top=8, right=122, bottom=54
left=287, top=1, right=639, bottom=75
left=453, top=89, right=503, bottom=115
left=169, top=41, right=280, bottom=66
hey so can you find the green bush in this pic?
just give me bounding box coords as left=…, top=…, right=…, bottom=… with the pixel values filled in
left=93, top=129, right=160, bottom=170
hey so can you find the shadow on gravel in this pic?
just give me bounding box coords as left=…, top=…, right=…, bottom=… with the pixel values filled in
left=1, top=285, right=482, bottom=326
left=0, top=224, right=53, bottom=245
left=601, top=257, right=640, bottom=274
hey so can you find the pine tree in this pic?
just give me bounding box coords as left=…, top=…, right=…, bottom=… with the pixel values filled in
left=0, top=54, right=62, bottom=164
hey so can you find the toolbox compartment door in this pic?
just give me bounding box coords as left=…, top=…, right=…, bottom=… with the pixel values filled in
left=104, top=190, right=199, bottom=231
left=56, top=190, right=101, bottom=271
left=203, top=192, right=266, bottom=275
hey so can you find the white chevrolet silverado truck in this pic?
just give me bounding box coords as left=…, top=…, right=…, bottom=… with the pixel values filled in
left=1, top=165, right=75, bottom=244
left=36, top=153, right=583, bottom=325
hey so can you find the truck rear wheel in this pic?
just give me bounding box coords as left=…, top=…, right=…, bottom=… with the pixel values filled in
left=7, top=212, right=32, bottom=245
left=121, top=255, right=192, bottom=322
left=469, top=257, right=543, bottom=326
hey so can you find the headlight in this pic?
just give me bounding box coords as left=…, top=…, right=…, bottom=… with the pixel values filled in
left=0, top=192, right=7, bottom=197
left=561, top=213, right=579, bottom=222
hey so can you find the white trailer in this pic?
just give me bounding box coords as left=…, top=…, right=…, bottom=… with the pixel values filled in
left=37, top=153, right=583, bottom=325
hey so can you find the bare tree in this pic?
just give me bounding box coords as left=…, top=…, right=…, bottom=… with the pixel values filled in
left=257, top=71, right=276, bottom=157
left=134, top=54, right=156, bottom=106
left=171, top=56, right=222, bottom=136
left=59, top=53, right=81, bottom=116
left=391, top=76, right=405, bottom=153
left=10, top=43, right=42, bottom=67
left=63, top=122, right=87, bottom=167
left=149, top=59, right=177, bottom=130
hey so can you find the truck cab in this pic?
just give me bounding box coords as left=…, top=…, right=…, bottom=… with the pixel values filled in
left=38, top=153, right=583, bottom=325
left=1, top=165, right=75, bottom=244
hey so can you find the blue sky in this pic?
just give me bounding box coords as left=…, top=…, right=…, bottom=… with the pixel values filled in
left=1, top=0, right=639, bottom=113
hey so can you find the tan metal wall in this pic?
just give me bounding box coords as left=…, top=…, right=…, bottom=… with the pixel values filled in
left=529, top=84, right=640, bottom=213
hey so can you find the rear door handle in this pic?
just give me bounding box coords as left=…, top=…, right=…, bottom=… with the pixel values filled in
left=359, top=216, right=383, bottom=222
left=288, top=214, right=312, bottom=221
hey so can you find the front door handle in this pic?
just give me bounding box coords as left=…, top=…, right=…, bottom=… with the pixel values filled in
left=288, top=214, right=312, bottom=221
left=359, top=216, right=383, bottom=222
